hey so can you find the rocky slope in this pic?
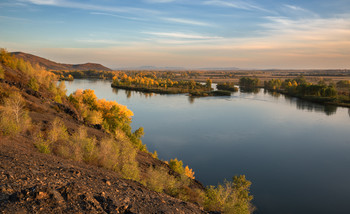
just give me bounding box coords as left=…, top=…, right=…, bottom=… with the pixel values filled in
left=0, top=136, right=205, bottom=213
left=0, top=60, right=206, bottom=213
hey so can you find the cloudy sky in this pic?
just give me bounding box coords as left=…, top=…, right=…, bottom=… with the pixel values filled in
left=1, top=0, right=350, bottom=69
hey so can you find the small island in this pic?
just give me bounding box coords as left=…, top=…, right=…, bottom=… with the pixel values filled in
left=111, top=73, right=233, bottom=97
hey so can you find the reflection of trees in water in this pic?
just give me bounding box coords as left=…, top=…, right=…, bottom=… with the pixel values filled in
left=264, top=89, right=281, bottom=98
left=348, top=108, right=350, bottom=118
left=112, top=88, right=119, bottom=95
left=114, top=88, right=155, bottom=99
left=144, top=92, right=154, bottom=98
left=125, top=90, right=132, bottom=99
left=285, top=95, right=337, bottom=116
left=188, top=96, right=195, bottom=104
left=240, top=88, right=260, bottom=94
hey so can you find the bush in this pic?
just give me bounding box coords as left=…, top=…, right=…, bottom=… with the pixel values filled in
left=34, top=132, right=51, bottom=154
left=0, top=64, right=4, bottom=79
left=204, top=175, right=254, bottom=214
left=0, top=92, right=31, bottom=136
left=85, top=110, right=103, bottom=125
left=169, top=158, right=185, bottom=175
left=145, top=166, right=177, bottom=193
left=28, top=77, right=39, bottom=91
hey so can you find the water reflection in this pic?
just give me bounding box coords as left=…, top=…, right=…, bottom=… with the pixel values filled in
left=125, top=90, right=132, bottom=99
left=188, top=96, right=195, bottom=104
left=112, top=88, right=119, bottom=95
left=264, top=89, right=281, bottom=98
left=285, top=95, right=337, bottom=116
left=348, top=108, right=350, bottom=118
left=240, top=87, right=260, bottom=94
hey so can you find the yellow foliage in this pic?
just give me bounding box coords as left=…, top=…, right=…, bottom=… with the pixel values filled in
left=185, top=165, right=195, bottom=179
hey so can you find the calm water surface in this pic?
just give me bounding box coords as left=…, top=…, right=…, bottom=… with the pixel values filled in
left=65, top=79, right=350, bottom=214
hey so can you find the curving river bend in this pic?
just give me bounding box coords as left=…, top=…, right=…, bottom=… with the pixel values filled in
left=65, top=79, right=350, bottom=214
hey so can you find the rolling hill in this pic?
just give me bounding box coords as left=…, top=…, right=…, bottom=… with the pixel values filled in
left=12, top=52, right=111, bottom=71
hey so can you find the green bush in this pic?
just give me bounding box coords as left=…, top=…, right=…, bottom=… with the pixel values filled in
left=169, top=158, right=185, bottom=175
left=28, top=77, right=39, bottom=91
left=34, top=132, right=51, bottom=154
left=145, top=166, right=177, bottom=193
left=204, top=175, right=254, bottom=214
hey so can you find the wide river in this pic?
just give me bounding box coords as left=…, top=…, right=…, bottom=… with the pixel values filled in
left=65, top=79, right=350, bottom=214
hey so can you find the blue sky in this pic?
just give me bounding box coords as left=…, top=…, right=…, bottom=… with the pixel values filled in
left=0, top=0, right=350, bottom=69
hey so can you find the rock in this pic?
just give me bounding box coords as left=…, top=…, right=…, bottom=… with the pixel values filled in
left=0, top=193, right=9, bottom=201
left=36, top=191, right=48, bottom=200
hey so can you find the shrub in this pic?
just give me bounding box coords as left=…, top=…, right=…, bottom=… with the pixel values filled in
left=0, top=64, right=4, bottom=79
left=28, top=77, right=39, bottom=91
left=34, top=132, right=51, bottom=154
left=145, top=166, right=177, bottom=193
left=185, top=166, right=195, bottom=179
left=98, top=130, right=140, bottom=181
left=85, top=110, right=103, bottom=125
left=169, top=158, right=185, bottom=175
left=204, top=175, right=254, bottom=214
left=118, top=137, right=140, bottom=181
left=151, top=150, right=158, bottom=159
left=69, top=127, right=97, bottom=163
left=98, top=138, right=120, bottom=170
left=0, top=92, right=31, bottom=136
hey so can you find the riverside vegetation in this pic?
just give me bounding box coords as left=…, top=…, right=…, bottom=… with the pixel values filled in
left=0, top=49, right=254, bottom=213
left=237, top=76, right=350, bottom=107
left=111, top=73, right=232, bottom=97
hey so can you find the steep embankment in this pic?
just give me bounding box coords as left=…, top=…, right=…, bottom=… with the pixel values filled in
left=12, top=52, right=111, bottom=71
left=0, top=56, right=205, bottom=213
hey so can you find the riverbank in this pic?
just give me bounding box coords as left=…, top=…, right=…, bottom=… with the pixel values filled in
left=274, top=89, right=350, bottom=108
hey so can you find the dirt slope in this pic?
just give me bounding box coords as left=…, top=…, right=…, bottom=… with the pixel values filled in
left=0, top=135, right=205, bottom=214
left=0, top=62, right=206, bottom=213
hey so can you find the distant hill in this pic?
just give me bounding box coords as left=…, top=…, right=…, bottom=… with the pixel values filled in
left=12, top=52, right=111, bottom=71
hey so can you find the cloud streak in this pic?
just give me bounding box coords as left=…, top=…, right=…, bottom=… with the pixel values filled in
left=203, top=0, right=272, bottom=13
left=24, top=0, right=159, bottom=15
left=89, top=12, right=146, bottom=21
left=143, top=32, right=222, bottom=39
left=162, top=17, right=211, bottom=26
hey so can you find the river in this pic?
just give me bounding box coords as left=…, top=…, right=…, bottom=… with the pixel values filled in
left=65, top=79, right=350, bottom=214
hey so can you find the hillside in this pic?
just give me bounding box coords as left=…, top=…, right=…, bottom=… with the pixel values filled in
left=12, top=52, right=111, bottom=71
left=0, top=49, right=254, bottom=214
left=0, top=51, right=207, bottom=213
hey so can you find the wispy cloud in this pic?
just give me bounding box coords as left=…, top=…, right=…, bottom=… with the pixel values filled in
left=143, top=32, right=222, bottom=39
left=90, top=12, right=146, bottom=21
left=27, top=0, right=56, bottom=5
left=76, top=39, right=122, bottom=45
left=203, top=0, right=272, bottom=13
left=163, top=17, right=211, bottom=26
left=23, top=0, right=159, bottom=15
left=0, top=15, right=29, bottom=22
left=283, top=4, right=318, bottom=17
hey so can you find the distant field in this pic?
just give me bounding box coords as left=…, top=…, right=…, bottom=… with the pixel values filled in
left=164, top=69, right=350, bottom=86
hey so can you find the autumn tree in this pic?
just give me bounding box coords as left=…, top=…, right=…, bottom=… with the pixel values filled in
left=206, top=78, right=212, bottom=91
left=0, top=92, right=31, bottom=135
left=0, top=64, right=4, bottom=79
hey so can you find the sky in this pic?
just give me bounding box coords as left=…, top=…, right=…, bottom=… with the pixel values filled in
left=0, top=0, right=350, bottom=69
